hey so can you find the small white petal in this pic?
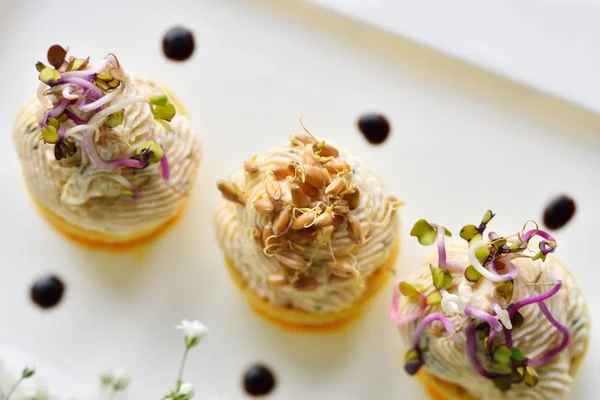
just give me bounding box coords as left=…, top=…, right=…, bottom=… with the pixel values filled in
left=441, top=293, right=465, bottom=316
left=176, top=319, right=209, bottom=342
left=177, top=383, right=196, bottom=396
left=111, top=367, right=131, bottom=390
left=493, top=304, right=513, bottom=330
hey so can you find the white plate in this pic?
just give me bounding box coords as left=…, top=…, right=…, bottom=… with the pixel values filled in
left=0, top=338, right=83, bottom=398
left=306, top=0, right=600, bottom=115
left=0, top=0, right=599, bottom=399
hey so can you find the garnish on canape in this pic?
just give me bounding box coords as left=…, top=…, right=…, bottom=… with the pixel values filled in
left=13, top=45, right=201, bottom=249
left=214, top=123, right=402, bottom=331
left=391, top=211, right=589, bottom=399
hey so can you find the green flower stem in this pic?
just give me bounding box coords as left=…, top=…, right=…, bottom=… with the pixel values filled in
left=176, top=347, right=190, bottom=391
left=4, top=377, right=24, bottom=400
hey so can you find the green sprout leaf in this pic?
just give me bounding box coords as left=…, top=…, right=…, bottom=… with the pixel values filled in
left=68, top=57, right=89, bottom=71
left=491, top=237, right=507, bottom=250
left=481, top=210, right=495, bottom=225
left=104, top=109, right=124, bottom=128
left=154, top=103, right=176, bottom=122
left=405, top=349, right=420, bottom=362
left=154, top=117, right=173, bottom=132
left=427, top=291, right=442, bottom=306
left=464, top=265, right=482, bottom=283
left=47, top=117, right=60, bottom=130
left=494, top=346, right=513, bottom=365
left=35, top=62, right=46, bottom=72
left=490, top=363, right=512, bottom=375
left=429, top=264, right=443, bottom=288
left=121, top=188, right=135, bottom=198
left=475, top=245, right=491, bottom=260
left=410, top=219, right=437, bottom=246
left=149, top=94, right=169, bottom=106
left=429, top=265, right=451, bottom=289
left=442, top=273, right=452, bottom=290
left=97, top=73, right=113, bottom=81
left=510, top=347, right=525, bottom=363
left=96, top=79, right=110, bottom=91
left=468, top=233, right=484, bottom=246
left=404, top=349, right=423, bottom=376
left=39, top=67, right=61, bottom=84
left=54, top=139, right=76, bottom=161
left=460, top=224, right=479, bottom=241
left=492, top=377, right=512, bottom=392
left=509, top=368, right=524, bottom=383
left=399, top=282, right=418, bottom=297
left=137, top=140, right=165, bottom=164
left=42, top=126, right=59, bottom=144
left=504, top=281, right=514, bottom=303
left=495, top=282, right=514, bottom=303
left=522, top=366, right=539, bottom=388
left=47, top=45, right=67, bottom=70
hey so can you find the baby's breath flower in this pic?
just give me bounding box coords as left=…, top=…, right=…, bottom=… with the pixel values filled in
left=175, top=382, right=196, bottom=399
left=176, top=320, right=208, bottom=349
left=112, top=368, right=130, bottom=390
left=22, top=365, right=36, bottom=378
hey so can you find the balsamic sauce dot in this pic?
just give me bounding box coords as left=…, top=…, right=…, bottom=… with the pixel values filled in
left=31, top=275, right=65, bottom=309
left=162, top=26, right=195, bottom=61
left=543, top=195, right=576, bottom=230
left=243, top=363, right=276, bottom=397
left=357, top=113, right=390, bottom=144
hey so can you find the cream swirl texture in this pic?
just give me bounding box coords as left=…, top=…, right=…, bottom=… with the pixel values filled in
left=215, top=134, right=400, bottom=313
left=397, top=241, right=589, bottom=400
left=14, top=63, right=200, bottom=238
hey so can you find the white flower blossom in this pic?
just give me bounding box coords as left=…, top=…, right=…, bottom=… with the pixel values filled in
left=176, top=382, right=196, bottom=399
left=176, top=320, right=208, bottom=348
left=440, top=290, right=465, bottom=316
left=110, top=367, right=131, bottom=390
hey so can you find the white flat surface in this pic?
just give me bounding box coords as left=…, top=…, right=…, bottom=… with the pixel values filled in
left=306, top=0, right=600, bottom=115
left=0, top=0, right=599, bottom=398
left=0, top=340, right=81, bottom=398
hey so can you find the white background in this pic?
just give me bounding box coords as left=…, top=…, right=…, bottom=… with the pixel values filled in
left=308, top=0, right=600, bottom=115
left=0, top=0, right=598, bottom=398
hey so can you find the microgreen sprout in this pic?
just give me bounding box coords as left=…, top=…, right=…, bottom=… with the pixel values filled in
left=402, top=313, right=455, bottom=376
left=33, top=45, right=176, bottom=199
left=395, top=212, right=572, bottom=392
left=391, top=281, right=428, bottom=325
left=0, top=365, right=36, bottom=400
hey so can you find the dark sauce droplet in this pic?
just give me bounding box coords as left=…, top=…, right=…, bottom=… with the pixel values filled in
left=31, top=275, right=65, bottom=309
left=543, top=195, right=576, bottom=230
left=243, top=364, right=276, bottom=397
left=162, top=26, right=195, bottom=61
left=357, top=113, right=390, bottom=144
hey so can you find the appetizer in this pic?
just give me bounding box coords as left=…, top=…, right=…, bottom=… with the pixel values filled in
left=215, top=126, right=402, bottom=330
left=13, top=45, right=201, bottom=249
left=392, top=212, right=589, bottom=399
